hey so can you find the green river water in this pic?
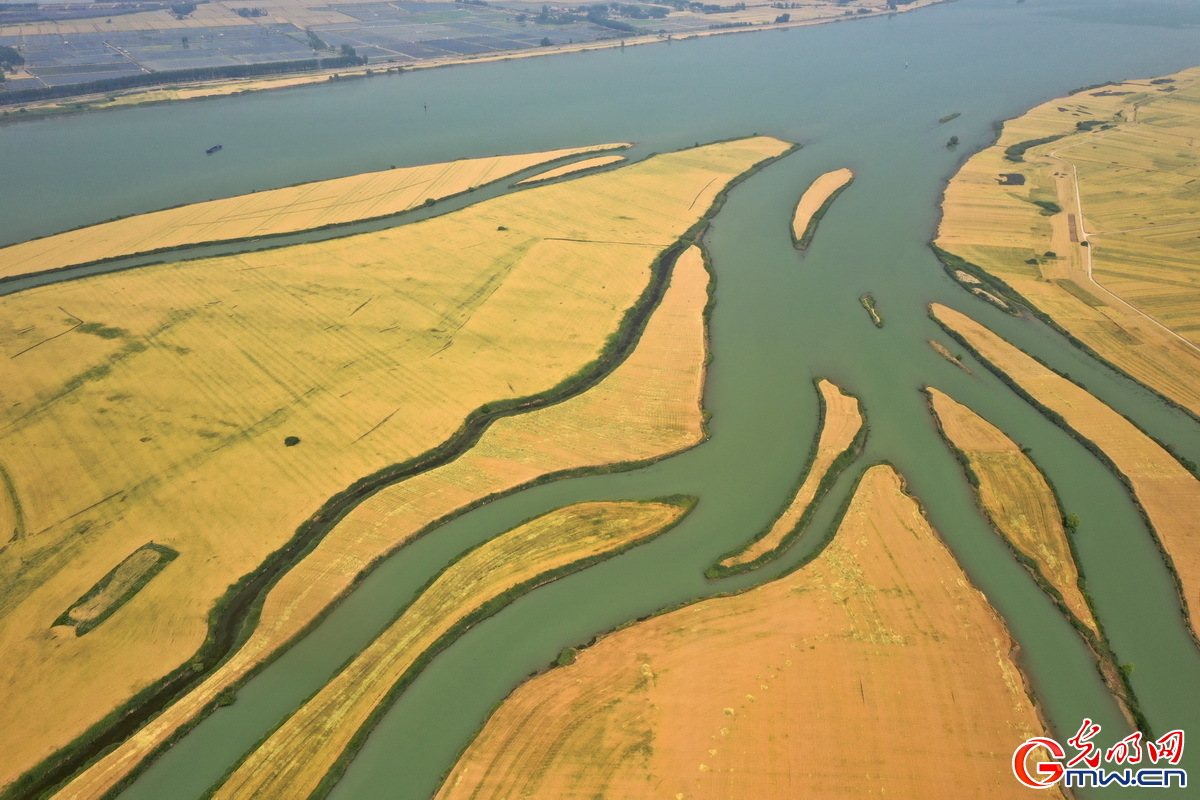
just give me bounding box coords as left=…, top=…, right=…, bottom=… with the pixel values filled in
left=3, top=0, right=1200, bottom=797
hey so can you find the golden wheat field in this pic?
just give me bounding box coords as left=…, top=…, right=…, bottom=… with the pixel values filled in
left=932, top=303, right=1200, bottom=640
left=926, top=387, right=1096, bottom=636
left=435, top=465, right=1061, bottom=800
left=719, top=379, right=861, bottom=569
left=212, top=499, right=688, bottom=800
left=936, top=66, right=1200, bottom=416
left=0, top=136, right=790, bottom=791
left=0, top=143, right=630, bottom=279
left=515, top=155, right=627, bottom=186
left=791, top=167, right=853, bottom=246
left=52, top=242, right=714, bottom=800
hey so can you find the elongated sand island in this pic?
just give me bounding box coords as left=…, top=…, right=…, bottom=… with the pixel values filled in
left=0, top=143, right=630, bottom=280
left=932, top=303, right=1200, bottom=642
left=0, top=136, right=794, bottom=797
left=791, top=167, right=853, bottom=248
left=936, top=66, right=1200, bottom=416
left=435, top=465, right=1062, bottom=800
left=52, top=243, right=717, bottom=800
left=211, top=499, right=692, bottom=800
left=711, top=378, right=864, bottom=575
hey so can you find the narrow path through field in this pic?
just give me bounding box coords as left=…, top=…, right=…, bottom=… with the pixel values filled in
left=1046, top=135, right=1200, bottom=357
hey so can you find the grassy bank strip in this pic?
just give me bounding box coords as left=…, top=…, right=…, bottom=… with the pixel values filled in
left=791, top=172, right=853, bottom=250
left=12, top=139, right=798, bottom=800
left=0, top=462, right=25, bottom=542
left=933, top=243, right=1200, bottom=426
left=930, top=244, right=1023, bottom=317
left=705, top=378, right=867, bottom=579
left=930, top=305, right=1200, bottom=656
left=247, top=496, right=698, bottom=800
left=50, top=543, right=179, bottom=637
left=0, top=144, right=633, bottom=286
left=920, top=387, right=1146, bottom=731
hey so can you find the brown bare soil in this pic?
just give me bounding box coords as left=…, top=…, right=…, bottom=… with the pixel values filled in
left=719, top=379, right=861, bottom=568
left=436, top=465, right=1061, bottom=800
left=932, top=303, right=1200, bottom=639
left=0, top=144, right=630, bottom=280
left=515, top=155, right=627, bottom=185
left=1, top=138, right=790, bottom=794
left=927, top=387, right=1096, bottom=635
left=936, top=66, right=1200, bottom=416
left=49, top=244, right=713, bottom=800
left=791, top=167, right=853, bottom=244
left=211, top=500, right=687, bottom=800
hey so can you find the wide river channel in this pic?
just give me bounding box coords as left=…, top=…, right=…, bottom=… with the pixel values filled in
left=3, top=0, right=1200, bottom=797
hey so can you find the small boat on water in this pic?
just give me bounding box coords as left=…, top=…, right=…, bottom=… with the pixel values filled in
left=206, top=144, right=223, bottom=154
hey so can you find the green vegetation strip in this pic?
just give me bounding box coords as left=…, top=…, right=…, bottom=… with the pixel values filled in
left=920, top=387, right=1145, bottom=731
left=705, top=378, right=867, bottom=579
left=4, top=139, right=800, bottom=800
left=51, top=543, right=179, bottom=636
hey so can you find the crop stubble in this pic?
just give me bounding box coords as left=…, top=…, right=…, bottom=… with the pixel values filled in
left=48, top=238, right=714, bottom=800
left=0, top=136, right=788, bottom=791
left=211, top=500, right=689, bottom=800
left=435, top=465, right=1060, bottom=800
left=936, top=67, right=1200, bottom=416
left=932, top=303, right=1200, bottom=640
left=0, top=144, right=629, bottom=280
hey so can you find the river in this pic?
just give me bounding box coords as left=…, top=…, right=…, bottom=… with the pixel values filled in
left=2, top=0, right=1200, bottom=797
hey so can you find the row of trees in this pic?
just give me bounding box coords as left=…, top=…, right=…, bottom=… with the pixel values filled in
left=0, top=53, right=367, bottom=105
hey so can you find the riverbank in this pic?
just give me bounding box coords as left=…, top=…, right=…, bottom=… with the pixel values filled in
left=0, top=0, right=949, bottom=125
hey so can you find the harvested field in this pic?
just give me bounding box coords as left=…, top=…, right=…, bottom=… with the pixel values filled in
left=0, top=137, right=790, bottom=794
left=932, top=303, right=1200, bottom=640
left=791, top=167, right=853, bottom=248
left=47, top=244, right=713, bottom=800
left=0, top=143, right=630, bottom=280
left=715, top=379, right=862, bottom=572
left=926, top=387, right=1096, bottom=636
left=515, top=155, right=627, bottom=186
left=211, top=499, right=690, bottom=800
left=435, top=465, right=1061, bottom=800
left=936, top=66, right=1200, bottom=416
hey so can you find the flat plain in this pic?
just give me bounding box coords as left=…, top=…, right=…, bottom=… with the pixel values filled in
left=936, top=67, right=1200, bottom=416
left=435, top=465, right=1060, bottom=800
left=211, top=499, right=690, bottom=800
left=932, top=303, right=1200, bottom=641
left=0, top=136, right=790, bottom=792
left=926, top=387, right=1096, bottom=636
left=51, top=241, right=716, bottom=800
left=0, top=143, right=629, bottom=279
